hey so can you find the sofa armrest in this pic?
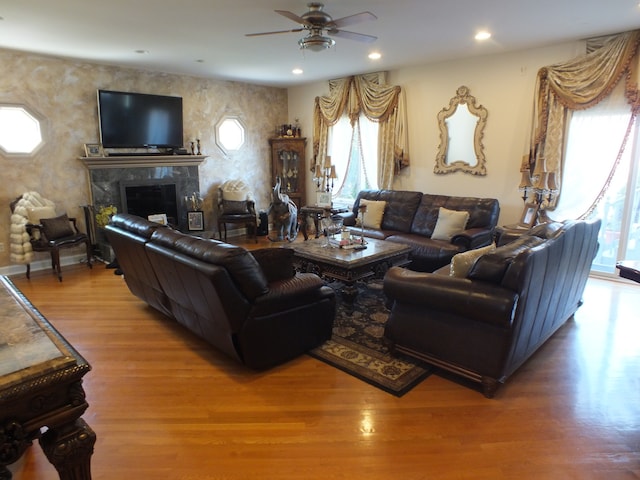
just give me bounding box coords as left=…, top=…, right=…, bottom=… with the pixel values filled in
left=451, top=227, right=495, bottom=250
left=336, top=211, right=357, bottom=226
left=251, top=247, right=295, bottom=282
left=383, top=267, right=518, bottom=328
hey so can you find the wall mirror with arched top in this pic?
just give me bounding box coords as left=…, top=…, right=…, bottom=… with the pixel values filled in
left=435, top=86, right=488, bottom=176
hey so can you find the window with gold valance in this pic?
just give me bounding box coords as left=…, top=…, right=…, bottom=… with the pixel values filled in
left=312, top=72, right=409, bottom=190
left=523, top=29, right=640, bottom=216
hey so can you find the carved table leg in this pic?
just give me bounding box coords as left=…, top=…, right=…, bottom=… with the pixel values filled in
left=40, top=418, right=96, bottom=480
left=340, top=282, right=358, bottom=314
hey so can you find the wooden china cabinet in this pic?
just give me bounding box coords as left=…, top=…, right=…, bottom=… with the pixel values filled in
left=269, top=137, right=306, bottom=208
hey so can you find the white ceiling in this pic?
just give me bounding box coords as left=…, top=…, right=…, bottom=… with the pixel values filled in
left=1, top=0, right=638, bottom=87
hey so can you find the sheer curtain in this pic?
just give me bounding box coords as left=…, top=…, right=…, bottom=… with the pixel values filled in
left=329, top=114, right=379, bottom=204
left=554, top=81, right=633, bottom=220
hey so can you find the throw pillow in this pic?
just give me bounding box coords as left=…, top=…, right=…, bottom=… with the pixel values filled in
left=222, top=199, right=249, bottom=214
left=359, top=199, right=386, bottom=229
left=431, top=207, right=469, bottom=241
left=449, top=243, right=496, bottom=278
left=27, top=206, right=57, bottom=225
left=40, top=214, right=75, bottom=240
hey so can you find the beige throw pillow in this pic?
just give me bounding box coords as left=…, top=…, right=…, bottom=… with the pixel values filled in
left=431, top=207, right=469, bottom=241
left=358, top=199, right=386, bottom=229
left=449, top=243, right=496, bottom=278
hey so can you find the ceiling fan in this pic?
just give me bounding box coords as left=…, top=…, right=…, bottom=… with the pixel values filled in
left=246, top=2, right=377, bottom=52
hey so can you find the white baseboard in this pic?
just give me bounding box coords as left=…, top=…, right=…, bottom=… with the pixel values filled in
left=0, top=253, right=95, bottom=277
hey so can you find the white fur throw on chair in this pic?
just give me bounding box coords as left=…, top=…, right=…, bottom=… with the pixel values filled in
left=10, top=192, right=55, bottom=265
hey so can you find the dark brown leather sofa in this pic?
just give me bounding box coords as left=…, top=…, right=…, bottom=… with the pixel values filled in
left=105, top=213, right=336, bottom=369
left=382, top=219, right=601, bottom=397
left=338, top=190, right=500, bottom=271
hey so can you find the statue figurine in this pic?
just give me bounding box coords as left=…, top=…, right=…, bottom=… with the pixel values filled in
left=267, top=176, right=298, bottom=242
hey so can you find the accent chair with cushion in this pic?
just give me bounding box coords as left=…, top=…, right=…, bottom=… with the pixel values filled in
left=10, top=194, right=93, bottom=281
left=217, top=179, right=258, bottom=243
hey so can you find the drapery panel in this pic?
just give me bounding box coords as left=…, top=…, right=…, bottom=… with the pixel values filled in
left=313, top=73, right=409, bottom=189
left=527, top=30, right=640, bottom=211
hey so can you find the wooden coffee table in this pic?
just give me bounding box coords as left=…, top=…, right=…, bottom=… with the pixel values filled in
left=290, top=237, right=411, bottom=309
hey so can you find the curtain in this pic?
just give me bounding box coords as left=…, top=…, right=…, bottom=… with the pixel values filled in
left=313, top=73, right=409, bottom=189
left=527, top=30, right=640, bottom=211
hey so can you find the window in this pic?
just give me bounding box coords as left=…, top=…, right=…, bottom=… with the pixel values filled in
left=555, top=86, right=640, bottom=275
left=329, top=113, right=379, bottom=206
left=0, top=104, right=44, bottom=155
left=215, top=116, right=245, bottom=152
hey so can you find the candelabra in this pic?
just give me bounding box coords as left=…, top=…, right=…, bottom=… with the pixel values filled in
left=518, top=156, right=559, bottom=225
left=313, top=155, right=338, bottom=193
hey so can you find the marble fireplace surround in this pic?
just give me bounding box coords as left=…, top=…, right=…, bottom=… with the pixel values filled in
left=81, top=155, right=205, bottom=233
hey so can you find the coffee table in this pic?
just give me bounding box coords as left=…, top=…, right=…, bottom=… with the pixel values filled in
left=289, top=237, right=411, bottom=309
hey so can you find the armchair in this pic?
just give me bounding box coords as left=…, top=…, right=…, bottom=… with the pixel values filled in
left=217, top=180, right=257, bottom=243
left=10, top=194, right=92, bottom=281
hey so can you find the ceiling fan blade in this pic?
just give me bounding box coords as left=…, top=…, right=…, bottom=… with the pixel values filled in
left=329, top=29, right=377, bottom=43
left=275, top=9, right=311, bottom=26
left=245, top=28, right=304, bottom=37
left=330, top=11, right=377, bottom=29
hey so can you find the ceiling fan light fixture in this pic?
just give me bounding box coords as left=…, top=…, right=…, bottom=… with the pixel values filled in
left=298, top=34, right=335, bottom=52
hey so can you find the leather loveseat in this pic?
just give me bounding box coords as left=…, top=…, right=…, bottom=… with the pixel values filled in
left=105, top=213, right=336, bottom=369
left=338, top=190, right=500, bottom=272
left=382, top=219, right=601, bottom=397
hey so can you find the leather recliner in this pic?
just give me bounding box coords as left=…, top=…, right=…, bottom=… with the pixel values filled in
left=382, top=219, right=601, bottom=397
left=106, top=214, right=336, bottom=369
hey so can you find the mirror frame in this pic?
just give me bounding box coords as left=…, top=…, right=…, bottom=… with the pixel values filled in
left=435, top=86, right=488, bottom=176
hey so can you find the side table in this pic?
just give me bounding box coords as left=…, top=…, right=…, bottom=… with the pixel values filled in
left=299, top=205, right=349, bottom=240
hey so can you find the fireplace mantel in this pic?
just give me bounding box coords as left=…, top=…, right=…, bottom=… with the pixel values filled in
left=79, top=155, right=206, bottom=169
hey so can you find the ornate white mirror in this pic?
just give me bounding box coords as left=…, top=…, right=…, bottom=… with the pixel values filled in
left=435, top=86, right=488, bottom=175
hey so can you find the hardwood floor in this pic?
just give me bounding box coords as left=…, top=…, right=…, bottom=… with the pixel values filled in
left=6, top=239, right=640, bottom=479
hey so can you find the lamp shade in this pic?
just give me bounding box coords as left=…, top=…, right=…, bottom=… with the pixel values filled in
left=323, top=155, right=332, bottom=169
left=533, top=172, right=548, bottom=191
left=518, top=169, right=533, bottom=190
left=329, top=165, right=337, bottom=179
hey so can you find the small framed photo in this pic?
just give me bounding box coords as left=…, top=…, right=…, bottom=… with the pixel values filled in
left=519, top=202, right=539, bottom=228
left=84, top=143, right=104, bottom=157
left=187, top=211, right=204, bottom=231
left=316, top=192, right=332, bottom=208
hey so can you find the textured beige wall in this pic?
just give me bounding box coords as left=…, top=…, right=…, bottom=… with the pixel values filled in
left=0, top=49, right=287, bottom=268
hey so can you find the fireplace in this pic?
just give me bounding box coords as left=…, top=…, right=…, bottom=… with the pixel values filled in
left=120, top=180, right=179, bottom=226
left=82, top=155, right=205, bottom=261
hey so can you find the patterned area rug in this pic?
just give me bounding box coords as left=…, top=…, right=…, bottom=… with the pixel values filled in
left=308, top=280, right=432, bottom=396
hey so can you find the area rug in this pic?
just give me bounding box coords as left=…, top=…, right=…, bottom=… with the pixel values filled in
left=308, top=280, right=432, bottom=397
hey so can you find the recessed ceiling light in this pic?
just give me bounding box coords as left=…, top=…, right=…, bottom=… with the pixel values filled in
left=135, top=49, right=149, bottom=55
left=195, top=59, right=205, bottom=63
left=475, top=31, right=491, bottom=41
left=368, top=52, right=382, bottom=60
left=292, top=68, right=303, bottom=75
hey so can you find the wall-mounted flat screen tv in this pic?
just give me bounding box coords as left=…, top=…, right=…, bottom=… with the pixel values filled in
left=97, top=89, right=183, bottom=149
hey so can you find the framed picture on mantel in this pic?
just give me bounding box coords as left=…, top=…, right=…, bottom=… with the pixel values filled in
left=187, top=211, right=204, bottom=231
left=84, top=143, right=104, bottom=157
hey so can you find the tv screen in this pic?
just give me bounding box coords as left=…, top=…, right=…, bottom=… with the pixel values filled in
left=97, top=90, right=183, bottom=149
